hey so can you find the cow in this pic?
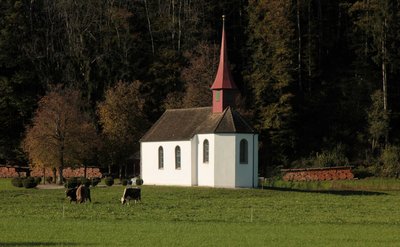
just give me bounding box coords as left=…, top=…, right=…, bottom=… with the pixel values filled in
left=121, top=187, right=141, bottom=205
left=66, top=185, right=91, bottom=203
left=76, top=184, right=91, bottom=203
left=66, top=188, right=77, bottom=203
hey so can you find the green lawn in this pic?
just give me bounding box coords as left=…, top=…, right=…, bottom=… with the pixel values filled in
left=0, top=179, right=399, bottom=246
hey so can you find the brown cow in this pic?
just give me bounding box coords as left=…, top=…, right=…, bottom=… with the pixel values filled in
left=76, top=184, right=91, bottom=203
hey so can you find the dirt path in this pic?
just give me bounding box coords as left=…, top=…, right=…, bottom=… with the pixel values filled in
left=37, top=184, right=64, bottom=190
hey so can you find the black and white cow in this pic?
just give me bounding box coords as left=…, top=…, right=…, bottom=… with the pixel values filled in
left=121, top=187, right=141, bottom=204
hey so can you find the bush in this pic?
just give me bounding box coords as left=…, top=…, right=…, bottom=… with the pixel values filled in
left=91, top=177, right=101, bottom=187
left=23, top=177, right=38, bottom=188
left=11, top=177, right=23, bottom=187
left=64, top=177, right=78, bottom=188
left=80, top=177, right=91, bottom=187
left=34, top=177, right=42, bottom=185
left=105, top=177, right=114, bottom=186
left=136, top=177, right=143, bottom=186
left=121, top=179, right=128, bottom=186
left=380, top=146, right=400, bottom=178
left=353, top=166, right=375, bottom=179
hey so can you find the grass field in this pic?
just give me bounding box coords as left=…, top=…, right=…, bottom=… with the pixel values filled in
left=1, top=179, right=400, bottom=246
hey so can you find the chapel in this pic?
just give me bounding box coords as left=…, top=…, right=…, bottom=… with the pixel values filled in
left=140, top=17, right=258, bottom=188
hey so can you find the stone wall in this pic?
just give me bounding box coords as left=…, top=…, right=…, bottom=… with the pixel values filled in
left=282, top=166, right=354, bottom=181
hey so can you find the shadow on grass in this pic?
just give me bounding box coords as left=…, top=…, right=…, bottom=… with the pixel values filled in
left=0, top=242, right=92, bottom=246
left=265, top=187, right=387, bottom=196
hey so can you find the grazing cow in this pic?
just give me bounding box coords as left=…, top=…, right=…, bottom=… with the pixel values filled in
left=66, top=188, right=77, bottom=203
left=121, top=187, right=141, bottom=205
left=76, top=184, right=91, bottom=203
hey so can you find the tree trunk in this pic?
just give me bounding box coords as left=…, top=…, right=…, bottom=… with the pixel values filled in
left=382, top=16, right=388, bottom=146
left=57, top=166, right=64, bottom=185
left=144, top=0, right=155, bottom=55
left=52, top=168, right=57, bottom=184
left=297, top=0, right=302, bottom=91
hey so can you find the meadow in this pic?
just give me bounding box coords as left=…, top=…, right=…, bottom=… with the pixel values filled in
left=0, top=179, right=400, bottom=246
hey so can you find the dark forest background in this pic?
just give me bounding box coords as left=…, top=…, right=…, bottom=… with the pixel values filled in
left=1, top=0, right=400, bottom=178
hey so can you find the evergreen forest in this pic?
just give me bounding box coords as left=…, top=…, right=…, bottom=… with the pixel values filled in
left=1, top=0, right=400, bottom=178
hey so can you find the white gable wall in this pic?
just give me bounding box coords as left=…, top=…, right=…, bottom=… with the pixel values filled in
left=141, top=140, right=193, bottom=186
left=214, top=134, right=236, bottom=188
left=235, top=133, right=258, bottom=188
left=197, top=134, right=215, bottom=187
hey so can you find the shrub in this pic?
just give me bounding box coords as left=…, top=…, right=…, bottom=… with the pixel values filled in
left=308, top=144, right=349, bottom=168
left=34, top=177, right=42, bottom=185
left=80, top=177, right=91, bottom=187
left=64, top=177, right=78, bottom=188
left=23, top=177, right=38, bottom=188
left=380, top=146, right=400, bottom=178
left=121, top=179, right=128, bottom=186
left=136, top=177, right=143, bottom=186
left=105, top=177, right=114, bottom=186
left=91, top=177, right=101, bottom=187
left=353, top=166, right=375, bottom=179
left=11, top=177, right=23, bottom=187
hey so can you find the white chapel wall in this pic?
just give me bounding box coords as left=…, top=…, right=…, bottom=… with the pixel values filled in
left=214, top=134, right=236, bottom=188
left=235, top=133, right=258, bottom=188
left=141, top=140, right=192, bottom=186
left=197, top=134, right=215, bottom=187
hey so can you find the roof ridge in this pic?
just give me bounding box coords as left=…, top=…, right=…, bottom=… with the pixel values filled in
left=228, top=107, right=236, bottom=132
left=213, top=107, right=229, bottom=132
left=232, top=109, right=254, bottom=132
left=166, top=106, right=211, bottom=112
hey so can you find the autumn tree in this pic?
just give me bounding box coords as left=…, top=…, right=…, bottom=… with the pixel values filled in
left=97, top=81, right=149, bottom=178
left=22, top=86, right=98, bottom=184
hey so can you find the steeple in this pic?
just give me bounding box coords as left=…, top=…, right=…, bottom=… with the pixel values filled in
left=211, top=15, right=238, bottom=113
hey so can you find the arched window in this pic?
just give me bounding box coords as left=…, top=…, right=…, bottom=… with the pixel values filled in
left=240, top=139, right=248, bottom=164
left=175, top=146, right=181, bottom=169
left=158, top=146, right=164, bottom=169
left=203, top=139, right=209, bottom=163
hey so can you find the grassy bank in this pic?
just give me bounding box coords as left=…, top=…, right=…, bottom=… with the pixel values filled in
left=263, top=177, right=400, bottom=191
left=0, top=178, right=399, bottom=246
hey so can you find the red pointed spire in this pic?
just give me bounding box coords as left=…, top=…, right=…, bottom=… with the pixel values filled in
left=211, top=15, right=238, bottom=113
left=211, top=15, right=237, bottom=90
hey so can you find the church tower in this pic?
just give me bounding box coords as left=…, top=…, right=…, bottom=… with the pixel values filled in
left=211, top=15, right=238, bottom=113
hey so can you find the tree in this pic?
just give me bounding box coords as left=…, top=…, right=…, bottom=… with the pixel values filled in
left=22, top=86, right=98, bottom=184
left=0, top=0, right=43, bottom=163
left=246, top=0, right=296, bottom=169
left=181, top=42, right=218, bottom=108
left=350, top=1, right=400, bottom=113
left=367, top=90, right=390, bottom=152
left=97, top=81, right=149, bottom=178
